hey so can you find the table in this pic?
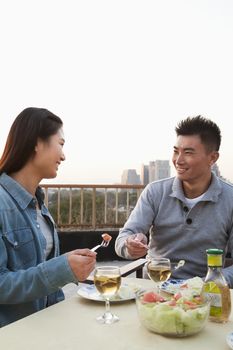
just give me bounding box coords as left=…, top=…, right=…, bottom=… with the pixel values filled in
left=0, top=278, right=233, bottom=350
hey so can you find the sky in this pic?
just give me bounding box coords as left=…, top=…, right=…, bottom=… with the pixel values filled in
left=0, top=0, right=233, bottom=184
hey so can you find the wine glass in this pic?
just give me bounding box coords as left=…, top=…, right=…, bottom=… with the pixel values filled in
left=94, top=266, right=121, bottom=324
left=147, top=258, right=171, bottom=291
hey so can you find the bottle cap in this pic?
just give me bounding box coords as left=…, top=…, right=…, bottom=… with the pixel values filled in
left=206, top=248, right=223, bottom=267
left=206, top=249, right=223, bottom=255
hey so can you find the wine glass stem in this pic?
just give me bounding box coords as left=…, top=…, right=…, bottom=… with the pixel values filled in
left=105, top=298, right=110, bottom=314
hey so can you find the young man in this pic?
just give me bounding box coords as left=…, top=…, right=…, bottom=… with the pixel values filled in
left=115, top=116, right=233, bottom=286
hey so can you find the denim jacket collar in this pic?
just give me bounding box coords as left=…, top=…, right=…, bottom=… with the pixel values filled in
left=0, top=173, right=36, bottom=210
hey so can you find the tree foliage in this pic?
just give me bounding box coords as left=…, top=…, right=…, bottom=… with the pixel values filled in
left=47, top=188, right=140, bottom=228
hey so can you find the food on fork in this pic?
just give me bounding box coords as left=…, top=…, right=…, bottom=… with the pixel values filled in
left=101, top=233, right=112, bottom=242
left=91, top=233, right=112, bottom=252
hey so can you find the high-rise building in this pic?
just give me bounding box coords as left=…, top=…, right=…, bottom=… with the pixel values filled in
left=141, top=164, right=149, bottom=185
left=148, top=161, right=156, bottom=183
left=121, top=169, right=141, bottom=185
left=154, top=160, right=170, bottom=180
left=141, top=160, right=170, bottom=185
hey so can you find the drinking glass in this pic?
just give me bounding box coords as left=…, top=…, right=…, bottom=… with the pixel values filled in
left=147, top=258, right=171, bottom=290
left=94, top=266, right=121, bottom=324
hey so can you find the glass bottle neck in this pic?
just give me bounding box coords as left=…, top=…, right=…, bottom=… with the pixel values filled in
left=208, top=266, right=222, bottom=270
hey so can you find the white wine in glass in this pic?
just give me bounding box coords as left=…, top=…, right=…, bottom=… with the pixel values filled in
left=147, top=258, right=171, bottom=289
left=94, top=266, right=121, bottom=324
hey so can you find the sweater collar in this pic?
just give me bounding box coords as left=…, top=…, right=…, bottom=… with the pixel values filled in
left=170, top=172, right=222, bottom=203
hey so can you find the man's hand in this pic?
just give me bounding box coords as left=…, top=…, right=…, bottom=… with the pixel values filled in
left=125, top=233, right=148, bottom=259
left=67, top=249, right=96, bottom=281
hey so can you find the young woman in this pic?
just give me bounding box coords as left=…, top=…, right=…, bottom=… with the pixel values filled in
left=0, top=107, right=96, bottom=327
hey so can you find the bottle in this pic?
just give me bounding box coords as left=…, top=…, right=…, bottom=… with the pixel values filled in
left=203, top=248, right=231, bottom=323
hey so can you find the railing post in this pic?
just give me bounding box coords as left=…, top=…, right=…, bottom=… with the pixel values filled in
left=104, top=188, right=107, bottom=224
left=80, top=188, right=84, bottom=225
left=57, top=188, right=61, bottom=225
left=69, top=188, right=72, bottom=225
left=126, top=189, right=130, bottom=218
left=115, top=188, right=118, bottom=224
left=92, top=188, right=96, bottom=229
left=137, top=188, right=142, bottom=200
left=44, top=187, right=48, bottom=208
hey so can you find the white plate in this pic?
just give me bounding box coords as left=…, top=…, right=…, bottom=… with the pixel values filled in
left=77, top=283, right=136, bottom=302
left=160, top=279, right=186, bottom=294
left=226, top=332, right=233, bottom=349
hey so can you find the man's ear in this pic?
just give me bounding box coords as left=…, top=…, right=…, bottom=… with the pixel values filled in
left=210, top=151, right=219, bottom=166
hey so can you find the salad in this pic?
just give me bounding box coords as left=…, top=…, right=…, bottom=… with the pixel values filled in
left=161, top=276, right=204, bottom=297
left=136, top=290, right=210, bottom=336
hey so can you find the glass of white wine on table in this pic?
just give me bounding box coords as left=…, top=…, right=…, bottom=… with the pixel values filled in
left=94, top=266, right=121, bottom=324
left=147, top=258, right=171, bottom=291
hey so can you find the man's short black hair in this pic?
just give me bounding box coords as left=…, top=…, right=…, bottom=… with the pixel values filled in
left=175, top=115, right=221, bottom=152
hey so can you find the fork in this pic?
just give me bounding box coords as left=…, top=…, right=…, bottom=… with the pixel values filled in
left=174, top=259, right=185, bottom=270
left=91, top=239, right=110, bottom=252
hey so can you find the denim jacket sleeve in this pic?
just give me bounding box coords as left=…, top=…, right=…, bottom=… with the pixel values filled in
left=0, top=227, right=77, bottom=304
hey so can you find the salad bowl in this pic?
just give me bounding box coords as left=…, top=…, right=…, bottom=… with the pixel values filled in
left=135, top=289, right=210, bottom=337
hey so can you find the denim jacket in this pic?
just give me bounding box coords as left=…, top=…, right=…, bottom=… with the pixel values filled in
left=0, top=173, right=77, bottom=327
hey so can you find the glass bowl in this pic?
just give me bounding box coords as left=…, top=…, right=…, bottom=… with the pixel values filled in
left=135, top=289, right=210, bottom=337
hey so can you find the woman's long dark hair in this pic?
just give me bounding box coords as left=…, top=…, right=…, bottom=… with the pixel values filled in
left=0, top=107, right=63, bottom=175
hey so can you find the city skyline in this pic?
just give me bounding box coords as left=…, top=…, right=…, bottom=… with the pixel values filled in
left=0, top=1, right=233, bottom=185
left=120, top=161, right=226, bottom=186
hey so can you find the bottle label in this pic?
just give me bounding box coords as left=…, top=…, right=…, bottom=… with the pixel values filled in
left=203, top=282, right=222, bottom=317
left=205, top=292, right=222, bottom=307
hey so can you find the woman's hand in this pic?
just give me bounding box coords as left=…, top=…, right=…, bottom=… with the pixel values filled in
left=67, top=249, right=96, bottom=281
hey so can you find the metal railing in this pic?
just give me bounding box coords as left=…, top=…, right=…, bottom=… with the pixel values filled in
left=41, top=184, right=144, bottom=230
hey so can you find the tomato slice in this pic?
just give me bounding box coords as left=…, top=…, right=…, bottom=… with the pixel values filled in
left=183, top=300, right=198, bottom=309
left=142, top=292, right=165, bottom=303
left=173, top=292, right=182, bottom=300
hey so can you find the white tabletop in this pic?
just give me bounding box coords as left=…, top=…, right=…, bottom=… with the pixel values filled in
left=0, top=278, right=233, bottom=350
